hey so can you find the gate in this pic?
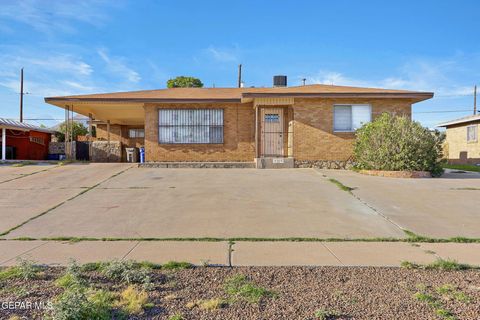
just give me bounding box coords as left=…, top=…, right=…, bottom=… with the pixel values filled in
left=76, top=141, right=90, bottom=161
left=260, top=108, right=284, bottom=157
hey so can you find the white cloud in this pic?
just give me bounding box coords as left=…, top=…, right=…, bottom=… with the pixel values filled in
left=303, top=58, right=476, bottom=98
left=0, top=0, right=118, bottom=34
left=98, top=49, right=141, bottom=83
left=205, top=45, right=239, bottom=62
left=0, top=51, right=98, bottom=97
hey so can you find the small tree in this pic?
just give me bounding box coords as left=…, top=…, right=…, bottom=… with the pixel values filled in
left=55, top=122, right=89, bottom=142
left=167, top=76, right=203, bottom=88
left=354, top=113, right=444, bottom=176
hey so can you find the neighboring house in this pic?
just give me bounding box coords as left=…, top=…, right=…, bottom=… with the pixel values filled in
left=44, top=76, right=433, bottom=167
left=438, top=115, right=480, bottom=165
left=0, top=118, right=52, bottom=161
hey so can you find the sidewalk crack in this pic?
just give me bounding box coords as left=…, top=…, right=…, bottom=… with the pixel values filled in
left=122, top=241, right=141, bottom=260
left=0, top=241, right=49, bottom=265
left=322, top=242, right=344, bottom=266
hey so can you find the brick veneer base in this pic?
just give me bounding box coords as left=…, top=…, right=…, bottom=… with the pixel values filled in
left=295, top=160, right=354, bottom=169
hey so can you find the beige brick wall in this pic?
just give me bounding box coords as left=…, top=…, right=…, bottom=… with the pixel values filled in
left=102, top=98, right=414, bottom=163
left=292, top=98, right=412, bottom=161
left=144, top=103, right=255, bottom=162
left=445, top=123, right=480, bottom=164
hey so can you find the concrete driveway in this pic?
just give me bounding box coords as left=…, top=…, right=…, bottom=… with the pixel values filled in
left=1, top=164, right=479, bottom=240
left=1, top=164, right=403, bottom=239
left=322, top=169, right=480, bottom=238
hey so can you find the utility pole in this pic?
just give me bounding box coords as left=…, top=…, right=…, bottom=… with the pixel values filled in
left=19, top=68, right=24, bottom=122
left=474, top=85, right=477, bottom=115
left=237, top=64, right=242, bottom=88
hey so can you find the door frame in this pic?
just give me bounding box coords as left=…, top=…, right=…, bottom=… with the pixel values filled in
left=259, top=107, right=284, bottom=157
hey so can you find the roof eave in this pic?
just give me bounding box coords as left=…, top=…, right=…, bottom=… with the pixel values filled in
left=437, top=119, right=480, bottom=127
left=241, top=92, right=434, bottom=100
left=44, top=97, right=242, bottom=104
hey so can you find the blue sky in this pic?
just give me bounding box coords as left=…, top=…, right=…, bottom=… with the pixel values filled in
left=0, top=0, right=479, bottom=128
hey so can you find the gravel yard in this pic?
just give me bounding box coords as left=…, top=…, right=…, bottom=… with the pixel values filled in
left=1, top=263, right=479, bottom=319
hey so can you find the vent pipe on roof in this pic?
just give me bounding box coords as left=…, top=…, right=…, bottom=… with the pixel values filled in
left=237, top=64, right=242, bottom=88
left=273, top=75, right=287, bottom=87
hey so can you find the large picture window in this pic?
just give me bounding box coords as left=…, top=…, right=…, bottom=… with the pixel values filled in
left=158, top=109, right=224, bottom=144
left=333, top=104, right=372, bottom=132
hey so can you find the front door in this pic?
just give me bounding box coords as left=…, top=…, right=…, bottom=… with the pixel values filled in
left=260, top=108, right=284, bottom=157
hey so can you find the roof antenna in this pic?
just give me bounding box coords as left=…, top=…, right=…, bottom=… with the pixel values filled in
left=237, top=64, right=242, bottom=88
left=19, top=68, right=24, bottom=122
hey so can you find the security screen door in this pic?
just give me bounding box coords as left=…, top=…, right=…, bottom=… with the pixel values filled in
left=260, top=108, right=284, bottom=157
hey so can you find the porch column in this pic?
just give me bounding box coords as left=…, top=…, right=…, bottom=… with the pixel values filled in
left=255, top=106, right=259, bottom=158
left=88, top=113, right=93, bottom=159
left=1, top=128, right=6, bottom=161
left=106, top=120, right=110, bottom=162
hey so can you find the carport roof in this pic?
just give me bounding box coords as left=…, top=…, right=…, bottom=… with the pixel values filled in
left=0, top=118, right=53, bottom=133
left=44, top=84, right=433, bottom=103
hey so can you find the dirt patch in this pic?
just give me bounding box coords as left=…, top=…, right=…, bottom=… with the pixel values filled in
left=1, top=266, right=479, bottom=319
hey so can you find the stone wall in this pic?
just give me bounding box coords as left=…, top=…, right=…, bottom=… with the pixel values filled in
left=48, top=141, right=66, bottom=154
left=295, top=159, right=355, bottom=169
left=91, top=141, right=122, bottom=162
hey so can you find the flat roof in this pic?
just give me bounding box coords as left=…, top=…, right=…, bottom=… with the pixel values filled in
left=437, top=114, right=480, bottom=127
left=0, top=118, right=53, bottom=133
left=45, top=84, right=434, bottom=103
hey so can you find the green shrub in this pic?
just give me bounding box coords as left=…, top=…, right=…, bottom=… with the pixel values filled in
left=49, top=286, right=116, bottom=320
left=80, top=262, right=104, bottom=272
left=224, top=274, right=276, bottom=303
left=162, top=261, right=193, bottom=271
left=354, top=113, right=445, bottom=176
left=314, top=308, right=340, bottom=320
left=100, top=260, right=152, bottom=288
left=116, top=286, right=151, bottom=315
left=55, top=273, right=83, bottom=289
left=0, top=267, right=22, bottom=282
left=15, top=258, right=41, bottom=280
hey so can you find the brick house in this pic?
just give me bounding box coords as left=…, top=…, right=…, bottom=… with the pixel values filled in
left=438, top=115, right=480, bottom=165
left=44, top=77, right=433, bottom=168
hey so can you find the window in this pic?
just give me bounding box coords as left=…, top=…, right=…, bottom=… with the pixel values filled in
left=333, top=104, right=372, bottom=132
left=128, top=129, right=144, bottom=138
left=158, top=109, right=224, bottom=144
left=29, top=136, right=45, bottom=145
left=265, top=114, right=280, bottom=122
left=467, top=125, right=478, bottom=142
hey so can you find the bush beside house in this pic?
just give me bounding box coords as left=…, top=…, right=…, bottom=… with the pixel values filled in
left=354, top=113, right=445, bottom=176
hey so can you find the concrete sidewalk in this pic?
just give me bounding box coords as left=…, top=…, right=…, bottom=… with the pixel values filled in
left=1, top=240, right=479, bottom=267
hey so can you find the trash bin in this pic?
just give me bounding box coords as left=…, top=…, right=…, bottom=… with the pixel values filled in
left=126, top=148, right=138, bottom=163
left=139, top=147, right=145, bottom=163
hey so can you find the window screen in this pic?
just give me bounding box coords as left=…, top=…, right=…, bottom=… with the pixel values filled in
left=158, top=109, right=224, bottom=144
left=467, top=125, right=478, bottom=142
left=129, top=129, right=145, bottom=138
left=333, top=106, right=352, bottom=131
left=334, top=105, right=371, bottom=131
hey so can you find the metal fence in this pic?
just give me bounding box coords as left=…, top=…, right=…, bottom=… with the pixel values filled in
left=158, top=109, right=224, bottom=144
